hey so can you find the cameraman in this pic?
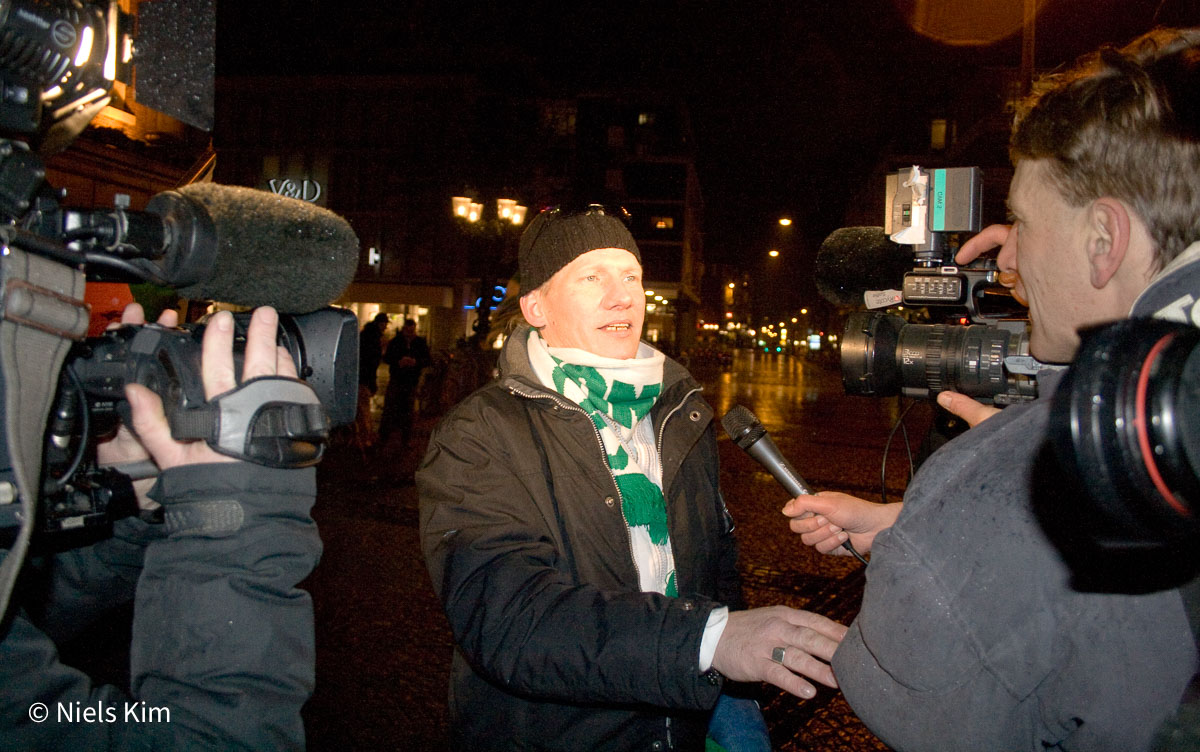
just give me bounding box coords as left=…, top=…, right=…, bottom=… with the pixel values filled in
left=0, top=305, right=321, bottom=750
left=785, top=27, right=1200, bottom=751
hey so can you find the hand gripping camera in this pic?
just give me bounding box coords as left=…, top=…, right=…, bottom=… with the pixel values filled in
left=840, top=166, right=1046, bottom=404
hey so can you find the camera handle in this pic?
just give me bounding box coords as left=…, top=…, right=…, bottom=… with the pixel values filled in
left=169, top=377, right=329, bottom=468
left=106, top=326, right=330, bottom=469
left=0, top=243, right=90, bottom=618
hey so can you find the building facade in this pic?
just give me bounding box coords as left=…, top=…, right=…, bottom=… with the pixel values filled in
left=212, top=74, right=705, bottom=353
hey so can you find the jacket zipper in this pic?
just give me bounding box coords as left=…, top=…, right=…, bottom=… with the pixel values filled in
left=658, top=389, right=701, bottom=752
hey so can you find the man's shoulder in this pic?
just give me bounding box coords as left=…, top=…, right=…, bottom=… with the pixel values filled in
left=440, top=380, right=517, bottom=419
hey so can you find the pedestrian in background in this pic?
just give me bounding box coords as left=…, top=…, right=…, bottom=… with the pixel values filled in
left=380, top=318, right=430, bottom=449
left=353, top=312, right=390, bottom=449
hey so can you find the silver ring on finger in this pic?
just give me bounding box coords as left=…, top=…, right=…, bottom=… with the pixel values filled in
left=771, top=646, right=787, bottom=664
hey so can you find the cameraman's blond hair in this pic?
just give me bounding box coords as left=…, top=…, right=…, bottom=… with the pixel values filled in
left=1011, top=27, right=1200, bottom=270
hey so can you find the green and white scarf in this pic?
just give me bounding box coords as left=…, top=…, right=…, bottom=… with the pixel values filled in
left=527, top=330, right=677, bottom=596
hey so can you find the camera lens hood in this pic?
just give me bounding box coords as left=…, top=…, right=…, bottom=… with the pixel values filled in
left=1050, top=318, right=1200, bottom=549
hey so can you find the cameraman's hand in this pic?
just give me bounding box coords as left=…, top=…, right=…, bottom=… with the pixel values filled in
left=956, top=223, right=1011, bottom=265
left=782, top=491, right=901, bottom=555
left=126, top=306, right=296, bottom=473
left=98, top=305, right=297, bottom=501
left=935, top=390, right=1000, bottom=427
left=711, top=606, right=846, bottom=700
left=96, top=304, right=179, bottom=506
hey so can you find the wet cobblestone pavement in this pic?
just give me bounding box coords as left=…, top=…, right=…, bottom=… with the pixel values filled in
left=303, top=351, right=934, bottom=750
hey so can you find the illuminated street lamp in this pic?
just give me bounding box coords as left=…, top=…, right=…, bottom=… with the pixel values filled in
left=452, top=195, right=527, bottom=227
left=495, top=198, right=528, bottom=225
left=768, top=249, right=779, bottom=258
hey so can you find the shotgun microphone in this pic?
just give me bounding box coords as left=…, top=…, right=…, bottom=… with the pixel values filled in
left=57, top=183, right=360, bottom=313
left=814, top=226, right=911, bottom=307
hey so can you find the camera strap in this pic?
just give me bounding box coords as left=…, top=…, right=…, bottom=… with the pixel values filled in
left=0, top=246, right=89, bottom=617
left=169, top=375, right=329, bottom=468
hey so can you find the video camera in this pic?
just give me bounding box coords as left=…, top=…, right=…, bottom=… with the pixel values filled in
left=0, top=0, right=358, bottom=614
left=840, top=165, right=1041, bottom=404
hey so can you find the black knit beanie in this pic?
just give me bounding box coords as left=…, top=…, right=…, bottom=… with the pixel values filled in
left=518, top=208, right=641, bottom=292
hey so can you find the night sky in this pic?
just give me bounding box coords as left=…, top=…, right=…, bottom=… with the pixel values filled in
left=215, top=0, right=1198, bottom=268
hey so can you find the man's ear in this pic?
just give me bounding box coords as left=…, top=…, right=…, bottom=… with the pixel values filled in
left=1088, top=197, right=1131, bottom=289
left=519, top=291, right=547, bottom=327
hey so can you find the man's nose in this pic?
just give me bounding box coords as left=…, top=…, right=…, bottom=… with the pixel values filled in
left=605, top=280, right=633, bottom=307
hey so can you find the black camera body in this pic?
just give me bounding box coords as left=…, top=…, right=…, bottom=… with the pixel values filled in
left=841, top=166, right=1040, bottom=404
left=0, top=1, right=357, bottom=560
left=28, top=308, right=357, bottom=537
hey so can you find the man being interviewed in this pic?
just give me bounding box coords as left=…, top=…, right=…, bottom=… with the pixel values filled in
left=418, top=204, right=845, bottom=751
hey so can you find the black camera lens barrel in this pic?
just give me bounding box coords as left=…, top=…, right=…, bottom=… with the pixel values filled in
left=841, top=310, right=1036, bottom=402
left=1051, top=319, right=1200, bottom=545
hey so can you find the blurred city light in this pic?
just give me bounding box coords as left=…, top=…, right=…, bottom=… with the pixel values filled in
left=895, top=0, right=1046, bottom=45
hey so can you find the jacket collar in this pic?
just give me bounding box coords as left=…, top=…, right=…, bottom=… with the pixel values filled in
left=1130, top=240, right=1200, bottom=322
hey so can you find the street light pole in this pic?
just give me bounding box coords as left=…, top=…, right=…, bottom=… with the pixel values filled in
left=451, top=193, right=527, bottom=347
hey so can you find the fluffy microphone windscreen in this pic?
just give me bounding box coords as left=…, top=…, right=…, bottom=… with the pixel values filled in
left=175, top=184, right=360, bottom=313
left=814, top=226, right=912, bottom=307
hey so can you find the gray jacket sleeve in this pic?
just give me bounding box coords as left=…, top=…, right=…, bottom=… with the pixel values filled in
left=0, top=462, right=320, bottom=751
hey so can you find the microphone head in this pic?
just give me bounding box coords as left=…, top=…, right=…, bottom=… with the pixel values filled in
left=721, top=405, right=766, bottom=450
left=815, top=226, right=912, bottom=307
left=175, top=184, right=360, bottom=313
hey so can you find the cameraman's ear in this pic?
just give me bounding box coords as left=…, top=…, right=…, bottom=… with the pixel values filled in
left=1087, top=197, right=1131, bottom=289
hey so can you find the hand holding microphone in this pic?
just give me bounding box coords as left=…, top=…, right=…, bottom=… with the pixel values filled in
left=722, top=406, right=871, bottom=564
left=782, top=492, right=901, bottom=559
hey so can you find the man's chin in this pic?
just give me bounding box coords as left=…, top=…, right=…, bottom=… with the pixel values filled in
left=593, top=332, right=641, bottom=359
left=1029, top=335, right=1075, bottom=365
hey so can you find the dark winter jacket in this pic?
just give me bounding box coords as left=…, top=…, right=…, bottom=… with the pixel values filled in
left=0, top=463, right=320, bottom=751
left=418, top=326, right=742, bottom=751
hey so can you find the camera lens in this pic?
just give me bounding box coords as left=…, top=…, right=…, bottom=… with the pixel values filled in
left=1050, top=319, right=1200, bottom=546
left=841, top=310, right=1036, bottom=402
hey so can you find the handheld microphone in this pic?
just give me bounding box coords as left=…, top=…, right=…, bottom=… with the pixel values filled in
left=814, top=226, right=911, bottom=307
left=62, top=183, right=360, bottom=313
left=721, top=405, right=868, bottom=564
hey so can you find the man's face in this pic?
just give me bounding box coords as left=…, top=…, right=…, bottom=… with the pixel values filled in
left=520, top=247, right=645, bottom=359
left=998, top=160, right=1100, bottom=363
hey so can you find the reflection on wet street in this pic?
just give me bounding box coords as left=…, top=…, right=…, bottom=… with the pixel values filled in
left=305, top=349, right=936, bottom=751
